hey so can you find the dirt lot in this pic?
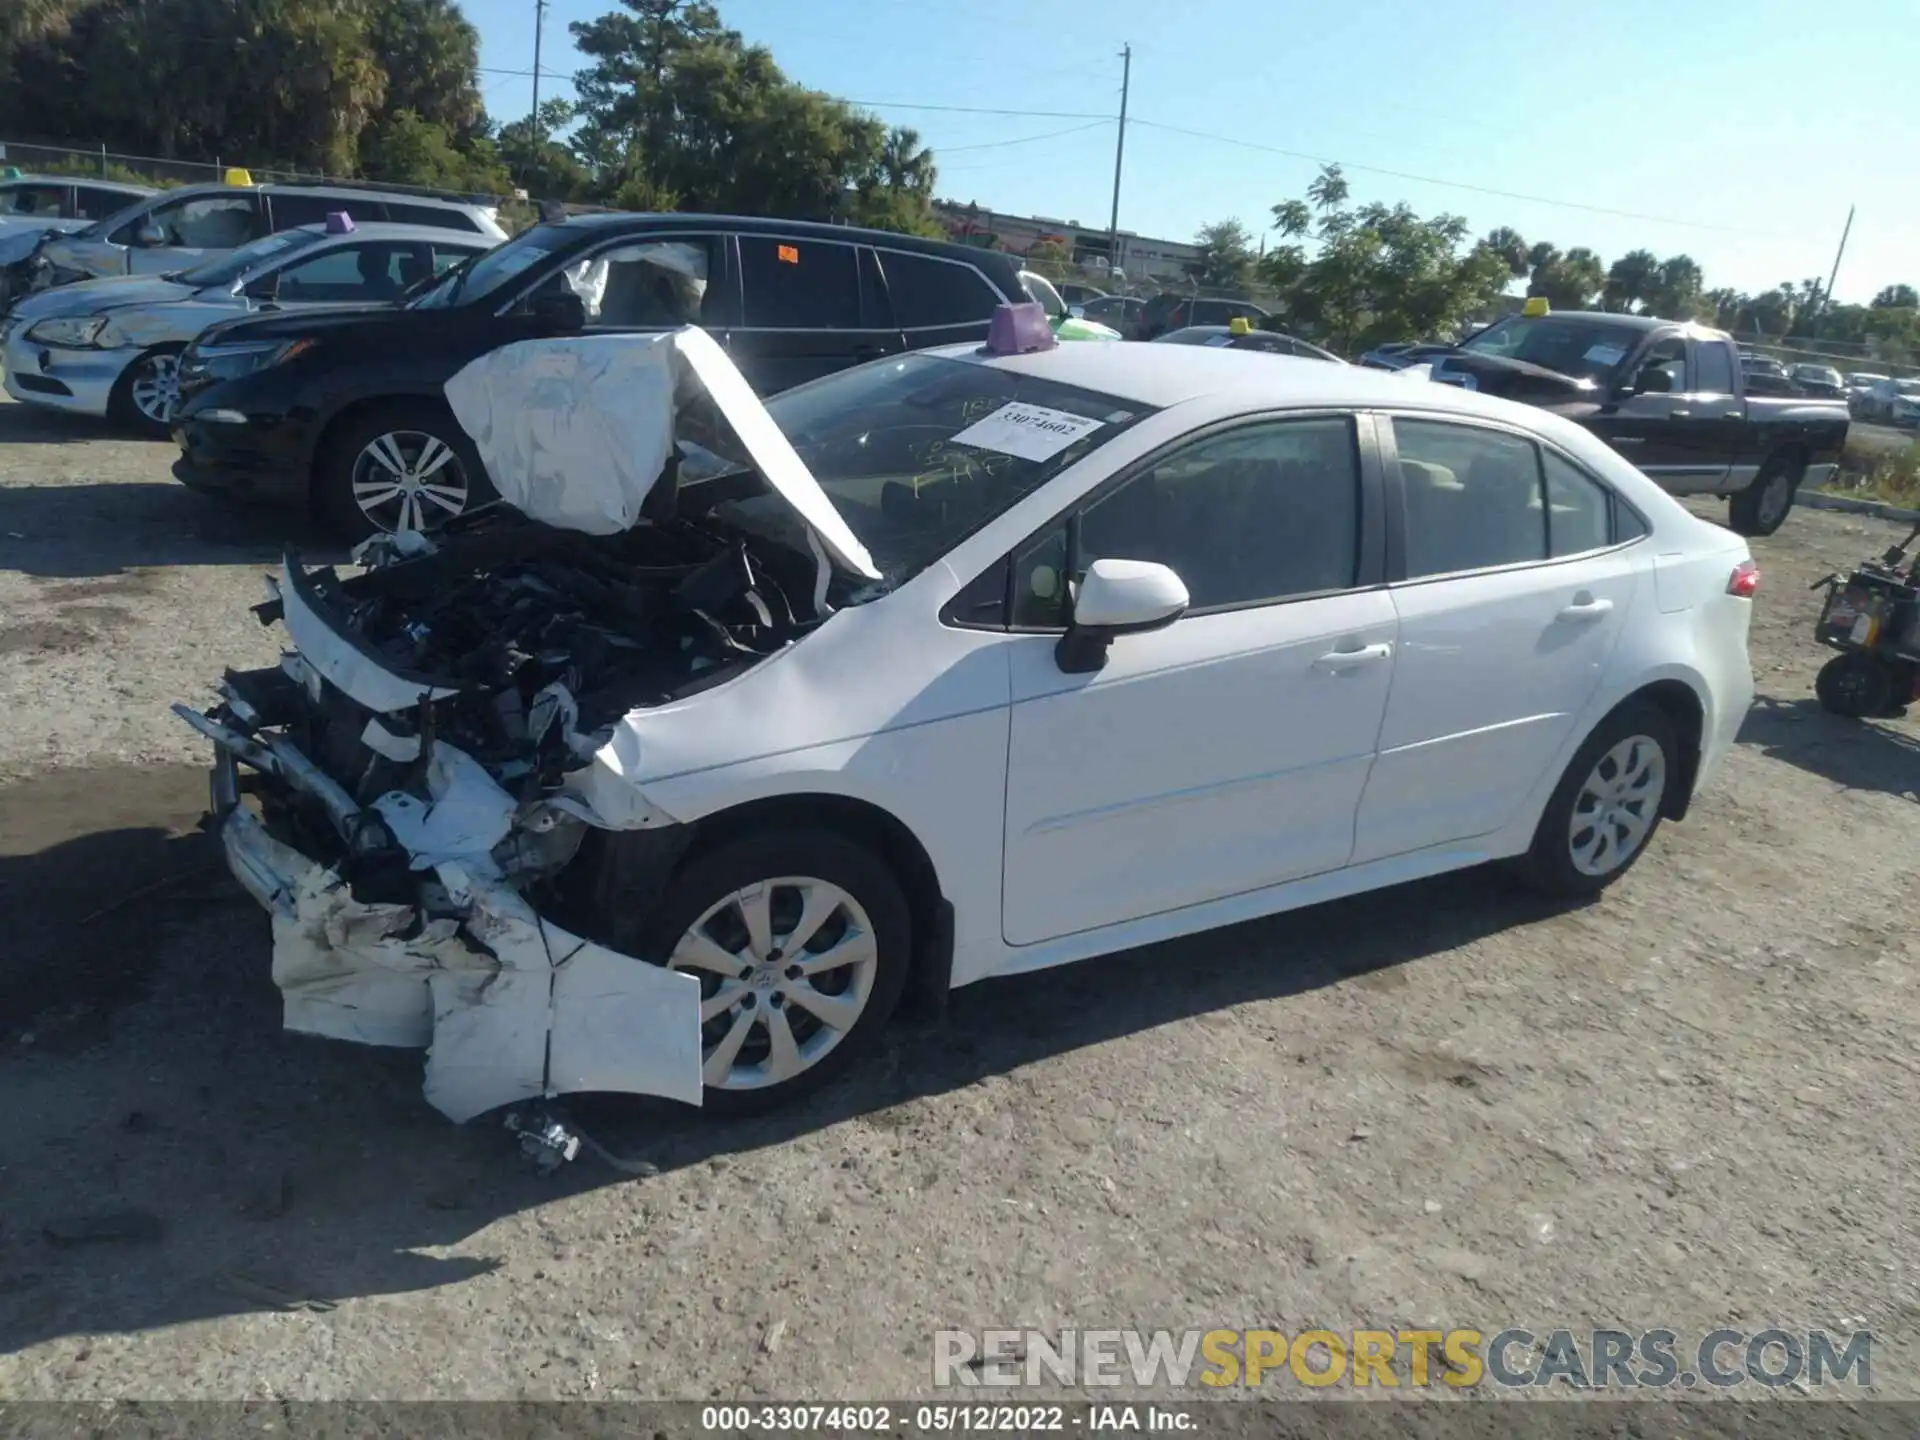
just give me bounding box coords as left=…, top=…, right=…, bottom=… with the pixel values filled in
left=1, top=392, right=1918, bottom=1403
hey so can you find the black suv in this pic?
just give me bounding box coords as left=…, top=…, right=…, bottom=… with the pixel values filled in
left=171, top=213, right=1031, bottom=537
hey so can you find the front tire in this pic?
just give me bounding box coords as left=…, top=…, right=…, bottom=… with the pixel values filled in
left=1728, top=452, right=1804, bottom=537
left=107, top=345, right=185, bottom=438
left=626, top=830, right=913, bottom=1117
left=1514, top=701, right=1677, bottom=899
left=318, top=401, right=490, bottom=541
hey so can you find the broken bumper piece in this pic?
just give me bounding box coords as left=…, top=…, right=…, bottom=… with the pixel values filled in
left=179, top=707, right=705, bottom=1125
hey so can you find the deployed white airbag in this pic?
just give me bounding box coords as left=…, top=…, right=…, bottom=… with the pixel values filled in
left=445, top=331, right=679, bottom=536
left=443, top=327, right=881, bottom=580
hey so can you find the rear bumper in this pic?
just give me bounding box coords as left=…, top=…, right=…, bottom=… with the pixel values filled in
left=178, top=646, right=706, bottom=1124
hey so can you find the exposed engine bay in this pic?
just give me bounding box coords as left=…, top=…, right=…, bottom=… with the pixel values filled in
left=171, top=327, right=875, bottom=1131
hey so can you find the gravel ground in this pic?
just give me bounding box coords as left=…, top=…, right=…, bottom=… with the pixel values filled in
left=1, top=392, right=1918, bottom=1404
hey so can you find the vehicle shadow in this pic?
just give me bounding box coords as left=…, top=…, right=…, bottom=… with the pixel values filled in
left=1738, top=693, right=1920, bottom=802
left=0, top=481, right=342, bottom=577
left=0, top=400, right=121, bottom=447
left=0, top=761, right=1573, bottom=1353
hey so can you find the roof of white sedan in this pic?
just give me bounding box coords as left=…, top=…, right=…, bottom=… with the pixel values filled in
left=932, top=337, right=1544, bottom=422
left=284, top=221, right=494, bottom=246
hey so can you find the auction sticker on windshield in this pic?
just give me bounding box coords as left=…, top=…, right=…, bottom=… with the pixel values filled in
left=952, top=402, right=1104, bottom=462
left=1584, top=344, right=1627, bottom=366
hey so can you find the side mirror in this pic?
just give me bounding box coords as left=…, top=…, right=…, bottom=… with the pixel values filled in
left=533, top=287, right=587, bottom=334
left=1055, top=558, right=1189, bottom=674
left=1068, top=305, right=1085, bottom=320
left=242, top=271, right=279, bottom=301
left=1629, top=367, right=1673, bottom=396
left=134, top=223, right=167, bottom=249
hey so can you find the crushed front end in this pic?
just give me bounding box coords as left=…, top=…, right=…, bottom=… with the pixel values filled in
left=176, top=507, right=817, bottom=1123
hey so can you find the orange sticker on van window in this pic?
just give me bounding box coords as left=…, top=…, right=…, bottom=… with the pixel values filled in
left=777, top=244, right=799, bottom=264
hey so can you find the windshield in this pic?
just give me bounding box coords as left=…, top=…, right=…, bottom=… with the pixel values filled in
left=1851, top=374, right=1887, bottom=386
left=693, top=353, right=1155, bottom=588
left=1020, top=270, right=1067, bottom=319
left=176, top=227, right=325, bottom=288
left=409, top=223, right=573, bottom=309
left=1458, top=314, right=1651, bottom=381
left=1898, top=380, right=1920, bottom=396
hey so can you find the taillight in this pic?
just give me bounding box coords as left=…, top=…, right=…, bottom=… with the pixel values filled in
left=1727, top=560, right=1761, bottom=598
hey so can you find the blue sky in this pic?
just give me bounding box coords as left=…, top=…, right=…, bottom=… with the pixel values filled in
left=464, top=0, right=1920, bottom=304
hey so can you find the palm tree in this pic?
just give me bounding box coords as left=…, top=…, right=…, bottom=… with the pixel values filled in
left=1602, top=249, right=1660, bottom=313
left=1483, top=226, right=1529, bottom=279
left=1306, top=163, right=1348, bottom=216
left=880, top=126, right=936, bottom=195
left=1270, top=198, right=1311, bottom=238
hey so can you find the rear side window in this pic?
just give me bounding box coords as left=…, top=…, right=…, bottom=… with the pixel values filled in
left=1542, top=449, right=1612, bottom=556
left=878, top=251, right=1004, bottom=328
left=267, top=193, right=387, bottom=230
left=73, top=186, right=134, bottom=221
left=738, top=236, right=861, bottom=329
left=1394, top=420, right=1548, bottom=577
left=386, top=201, right=482, bottom=233
left=1695, top=340, right=1735, bottom=396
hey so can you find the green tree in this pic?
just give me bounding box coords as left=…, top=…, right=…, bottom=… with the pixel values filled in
left=1873, top=284, right=1919, bottom=309
left=1270, top=198, right=1311, bottom=238
left=496, top=98, right=593, bottom=200
left=1602, top=248, right=1659, bottom=313
left=1193, top=218, right=1257, bottom=292
left=1526, top=243, right=1605, bottom=310
left=1641, top=254, right=1704, bottom=320
left=1306, top=163, right=1348, bottom=218
left=1481, top=226, right=1530, bottom=279
left=359, top=109, right=510, bottom=193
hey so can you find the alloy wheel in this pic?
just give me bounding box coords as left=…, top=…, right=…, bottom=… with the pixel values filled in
left=350, top=429, right=470, bottom=533
left=129, top=353, right=181, bottom=426
left=667, top=876, right=880, bottom=1091
left=1568, top=735, right=1666, bottom=877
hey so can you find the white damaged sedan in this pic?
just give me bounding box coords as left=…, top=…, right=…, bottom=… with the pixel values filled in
left=177, top=307, right=1758, bottom=1124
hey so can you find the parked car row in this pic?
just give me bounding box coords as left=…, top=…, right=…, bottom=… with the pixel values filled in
left=1852, top=374, right=1920, bottom=426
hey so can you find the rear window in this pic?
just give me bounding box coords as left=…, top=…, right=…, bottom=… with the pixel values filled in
left=878, top=251, right=1005, bottom=329
left=738, top=235, right=861, bottom=329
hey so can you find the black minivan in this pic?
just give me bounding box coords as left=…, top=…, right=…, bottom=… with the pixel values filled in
left=171, top=213, right=1033, bottom=538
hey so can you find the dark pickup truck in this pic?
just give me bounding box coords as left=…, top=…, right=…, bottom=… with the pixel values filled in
left=1414, top=309, right=1848, bottom=535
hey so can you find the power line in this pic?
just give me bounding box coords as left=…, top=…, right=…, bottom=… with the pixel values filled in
left=938, top=121, right=1109, bottom=153
left=1126, top=117, right=1819, bottom=241
left=829, top=99, right=1114, bottom=120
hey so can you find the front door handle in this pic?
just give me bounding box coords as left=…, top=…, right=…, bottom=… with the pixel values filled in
left=1558, top=596, right=1615, bottom=622
left=1670, top=409, right=1691, bottom=418
left=1313, top=642, right=1393, bottom=672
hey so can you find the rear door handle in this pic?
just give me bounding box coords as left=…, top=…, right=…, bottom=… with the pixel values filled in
left=1313, top=642, right=1393, bottom=672
left=1558, top=597, right=1615, bottom=622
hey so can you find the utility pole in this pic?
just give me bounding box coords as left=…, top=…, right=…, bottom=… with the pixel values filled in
left=531, top=0, right=549, bottom=147
left=1106, top=43, right=1130, bottom=283
left=1819, top=204, right=1854, bottom=320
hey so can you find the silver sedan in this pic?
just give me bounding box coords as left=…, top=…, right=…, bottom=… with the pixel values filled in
left=2, top=220, right=494, bottom=435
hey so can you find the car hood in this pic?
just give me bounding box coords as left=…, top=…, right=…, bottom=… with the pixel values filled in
left=1420, top=349, right=1602, bottom=403
left=443, top=327, right=880, bottom=582
left=9, top=272, right=199, bottom=321
left=0, top=226, right=56, bottom=266
left=193, top=302, right=403, bottom=348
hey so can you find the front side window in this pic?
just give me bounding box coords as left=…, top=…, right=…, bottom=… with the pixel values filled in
left=879, top=251, right=1003, bottom=328
left=271, top=242, right=423, bottom=304
left=738, top=236, right=859, bottom=329
left=127, top=194, right=261, bottom=249
left=1395, top=419, right=1547, bottom=577
left=176, top=228, right=325, bottom=288
left=691, top=353, right=1154, bottom=589
left=2, top=183, right=65, bottom=216
left=564, top=238, right=715, bottom=328
left=1013, top=417, right=1363, bottom=625
left=1629, top=336, right=1688, bottom=394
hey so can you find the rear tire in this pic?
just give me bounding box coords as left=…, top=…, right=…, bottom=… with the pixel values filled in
left=1816, top=652, right=1894, bottom=718
left=317, top=401, right=491, bottom=542
left=1728, top=452, right=1804, bottom=537
left=107, top=345, right=185, bottom=439
left=1513, top=701, right=1677, bottom=899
